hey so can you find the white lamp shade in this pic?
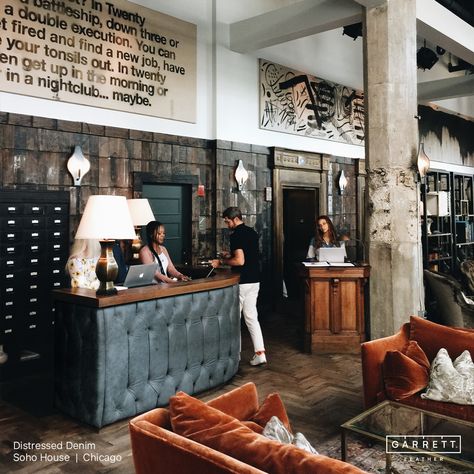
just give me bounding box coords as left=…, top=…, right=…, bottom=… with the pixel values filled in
left=127, top=199, right=155, bottom=226
left=235, top=160, right=249, bottom=190
left=67, top=145, right=90, bottom=186
left=75, top=195, right=136, bottom=240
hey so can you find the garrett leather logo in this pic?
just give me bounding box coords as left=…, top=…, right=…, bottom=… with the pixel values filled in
left=386, top=435, right=461, bottom=454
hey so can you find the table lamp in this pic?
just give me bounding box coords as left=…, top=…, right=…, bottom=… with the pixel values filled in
left=127, top=199, right=155, bottom=259
left=75, top=195, right=136, bottom=295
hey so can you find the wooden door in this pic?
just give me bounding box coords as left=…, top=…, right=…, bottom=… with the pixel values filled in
left=283, top=188, right=317, bottom=298
left=142, top=184, right=191, bottom=264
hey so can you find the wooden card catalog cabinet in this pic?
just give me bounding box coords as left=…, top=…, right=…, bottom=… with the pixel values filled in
left=299, top=265, right=370, bottom=353
left=0, top=190, right=69, bottom=385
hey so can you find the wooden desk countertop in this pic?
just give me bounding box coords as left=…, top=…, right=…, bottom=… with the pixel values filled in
left=53, top=270, right=240, bottom=308
left=299, top=263, right=370, bottom=279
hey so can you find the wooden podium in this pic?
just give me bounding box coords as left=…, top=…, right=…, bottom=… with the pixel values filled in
left=299, top=264, right=370, bottom=353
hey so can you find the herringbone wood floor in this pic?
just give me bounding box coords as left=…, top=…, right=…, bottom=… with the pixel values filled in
left=0, top=303, right=468, bottom=473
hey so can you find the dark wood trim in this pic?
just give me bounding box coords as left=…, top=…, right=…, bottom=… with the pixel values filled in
left=53, top=270, right=239, bottom=308
left=132, top=172, right=198, bottom=194
left=271, top=149, right=328, bottom=310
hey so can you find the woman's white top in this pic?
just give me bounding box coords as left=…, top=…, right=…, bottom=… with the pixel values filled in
left=154, top=249, right=169, bottom=276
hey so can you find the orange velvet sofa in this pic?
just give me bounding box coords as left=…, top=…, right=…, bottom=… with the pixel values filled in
left=361, top=316, right=474, bottom=422
left=129, top=382, right=365, bottom=473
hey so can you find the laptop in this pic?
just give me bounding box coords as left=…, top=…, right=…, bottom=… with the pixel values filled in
left=122, top=263, right=158, bottom=288
left=317, top=247, right=346, bottom=263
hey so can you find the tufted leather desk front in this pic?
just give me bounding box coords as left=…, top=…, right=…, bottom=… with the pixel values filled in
left=53, top=271, right=240, bottom=428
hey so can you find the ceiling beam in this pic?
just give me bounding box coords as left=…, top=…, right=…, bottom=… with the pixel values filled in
left=418, top=76, right=474, bottom=101
left=229, top=0, right=362, bottom=53
left=352, top=0, right=386, bottom=7
left=416, top=0, right=474, bottom=65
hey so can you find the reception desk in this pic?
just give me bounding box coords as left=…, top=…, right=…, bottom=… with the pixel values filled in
left=299, top=264, right=370, bottom=354
left=53, top=271, right=240, bottom=428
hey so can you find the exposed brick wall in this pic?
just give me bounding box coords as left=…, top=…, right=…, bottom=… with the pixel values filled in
left=0, top=112, right=216, bottom=262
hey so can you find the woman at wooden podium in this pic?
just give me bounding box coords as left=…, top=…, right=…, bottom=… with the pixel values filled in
left=306, top=215, right=343, bottom=259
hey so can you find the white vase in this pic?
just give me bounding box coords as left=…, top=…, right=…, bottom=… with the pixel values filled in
left=0, top=345, right=8, bottom=365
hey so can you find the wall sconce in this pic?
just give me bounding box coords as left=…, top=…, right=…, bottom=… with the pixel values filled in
left=417, top=142, right=431, bottom=179
left=235, top=160, right=249, bottom=191
left=75, top=195, right=136, bottom=295
left=338, top=170, right=348, bottom=195
left=127, top=198, right=155, bottom=259
left=67, top=145, right=90, bottom=186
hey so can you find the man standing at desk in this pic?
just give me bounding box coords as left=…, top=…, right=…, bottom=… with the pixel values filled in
left=212, top=207, right=267, bottom=366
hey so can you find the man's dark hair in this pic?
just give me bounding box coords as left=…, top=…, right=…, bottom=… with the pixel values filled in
left=222, top=207, right=242, bottom=220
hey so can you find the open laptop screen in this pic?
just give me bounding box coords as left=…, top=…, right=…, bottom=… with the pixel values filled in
left=317, top=247, right=346, bottom=263
left=122, top=263, right=158, bottom=288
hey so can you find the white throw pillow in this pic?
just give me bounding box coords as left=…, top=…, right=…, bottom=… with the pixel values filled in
left=421, top=348, right=474, bottom=405
left=262, top=416, right=318, bottom=454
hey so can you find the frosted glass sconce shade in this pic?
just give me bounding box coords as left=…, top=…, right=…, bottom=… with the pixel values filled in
left=67, top=145, right=90, bottom=186
left=235, top=160, right=249, bottom=191
left=417, top=142, right=430, bottom=179
left=338, top=170, right=348, bottom=194
left=75, top=195, right=136, bottom=295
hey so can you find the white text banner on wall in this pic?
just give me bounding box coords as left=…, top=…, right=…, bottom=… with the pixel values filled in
left=0, top=0, right=197, bottom=122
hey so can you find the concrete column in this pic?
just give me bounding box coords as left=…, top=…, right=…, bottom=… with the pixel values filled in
left=363, top=0, right=421, bottom=338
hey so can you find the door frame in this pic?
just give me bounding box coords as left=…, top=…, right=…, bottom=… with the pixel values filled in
left=133, top=172, right=197, bottom=264
left=271, top=148, right=330, bottom=305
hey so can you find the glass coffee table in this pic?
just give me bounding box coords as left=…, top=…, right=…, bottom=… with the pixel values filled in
left=341, top=400, right=474, bottom=473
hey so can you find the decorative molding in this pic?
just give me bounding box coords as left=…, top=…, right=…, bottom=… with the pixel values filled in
left=273, top=148, right=325, bottom=172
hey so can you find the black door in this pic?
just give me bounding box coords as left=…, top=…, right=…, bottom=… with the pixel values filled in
left=283, top=188, right=318, bottom=298
left=142, top=184, right=191, bottom=265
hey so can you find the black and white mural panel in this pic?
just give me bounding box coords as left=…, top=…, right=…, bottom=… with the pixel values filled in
left=259, top=59, right=364, bottom=146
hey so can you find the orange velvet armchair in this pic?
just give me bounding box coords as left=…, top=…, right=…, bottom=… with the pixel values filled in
left=361, top=316, right=474, bottom=422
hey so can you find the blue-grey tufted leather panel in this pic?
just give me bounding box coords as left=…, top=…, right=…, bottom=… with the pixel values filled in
left=55, top=285, right=240, bottom=428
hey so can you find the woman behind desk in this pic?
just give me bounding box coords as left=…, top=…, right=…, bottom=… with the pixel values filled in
left=307, top=215, right=345, bottom=259
left=139, top=221, right=190, bottom=283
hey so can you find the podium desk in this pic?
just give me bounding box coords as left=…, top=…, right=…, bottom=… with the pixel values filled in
left=299, top=264, right=370, bottom=354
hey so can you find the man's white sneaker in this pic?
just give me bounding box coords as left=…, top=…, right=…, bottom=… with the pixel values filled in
left=249, top=353, right=267, bottom=366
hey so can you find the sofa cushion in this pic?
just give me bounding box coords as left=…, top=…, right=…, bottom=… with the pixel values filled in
left=421, top=349, right=474, bottom=405
left=404, top=340, right=430, bottom=370
left=169, top=391, right=365, bottom=474
left=409, top=316, right=474, bottom=362
left=207, top=382, right=259, bottom=421
left=262, top=416, right=318, bottom=454
left=241, top=421, right=264, bottom=434
left=383, top=341, right=430, bottom=401
left=251, top=393, right=292, bottom=432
